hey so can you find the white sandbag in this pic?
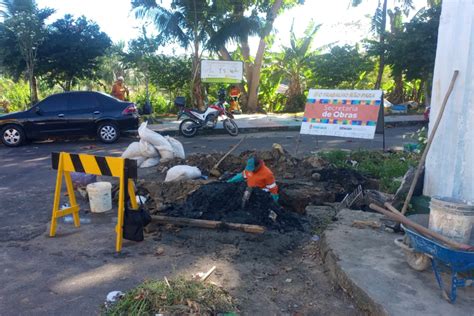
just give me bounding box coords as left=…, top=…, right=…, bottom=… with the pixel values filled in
left=132, top=156, right=146, bottom=167
left=154, top=145, right=174, bottom=161
left=165, top=136, right=185, bottom=159
left=121, top=142, right=142, bottom=159
left=139, top=139, right=159, bottom=158
left=140, top=157, right=160, bottom=168
left=165, top=165, right=201, bottom=182
left=138, top=122, right=173, bottom=149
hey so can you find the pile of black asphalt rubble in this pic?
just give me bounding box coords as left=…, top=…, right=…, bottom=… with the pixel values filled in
left=164, top=182, right=304, bottom=232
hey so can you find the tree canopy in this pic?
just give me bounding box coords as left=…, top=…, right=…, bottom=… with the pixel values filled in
left=37, top=15, right=111, bottom=91
left=0, top=0, right=443, bottom=113
left=312, top=45, right=373, bottom=89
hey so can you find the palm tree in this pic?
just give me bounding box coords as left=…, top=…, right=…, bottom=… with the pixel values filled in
left=246, top=0, right=284, bottom=112
left=352, top=0, right=413, bottom=89
left=133, top=0, right=263, bottom=110
left=132, top=0, right=212, bottom=109
left=0, top=0, right=35, bottom=18
left=272, top=20, right=320, bottom=112
left=0, top=1, right=7, bottom=18
left=387, top=7, right=404, bottom=103
left=205, top=2, right=262, bottom=110
left=133, top=0, right=300, bottom=112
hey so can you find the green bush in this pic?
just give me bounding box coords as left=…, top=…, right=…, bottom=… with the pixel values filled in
left=0, top=78, right=30, bottom=112
left=131, top=84, right=170, bottom=114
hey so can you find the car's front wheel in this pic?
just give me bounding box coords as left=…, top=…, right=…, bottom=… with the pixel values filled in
left=1, top=125, right=25, bottom=147
left=97, top=122, right=120, bottom=143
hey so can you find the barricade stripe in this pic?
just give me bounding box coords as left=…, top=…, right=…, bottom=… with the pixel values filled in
left=95, top=156, right=113, bottom=177
left=70, top=154, right=85, bottom=173
left=51, top=152, right=59, bottom=170
left=62, top=154, right=75, bottom=172
left=105, top=156, right=124, bottom=177
left=79, top=154, right=101, bottom=175
left=126, top=159, right=138, bottom=179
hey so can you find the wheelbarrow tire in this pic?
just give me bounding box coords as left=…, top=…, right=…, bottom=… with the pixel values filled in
left=395, top=236, right=431, bottom=271
left=405, top=251, right=431, bottom=271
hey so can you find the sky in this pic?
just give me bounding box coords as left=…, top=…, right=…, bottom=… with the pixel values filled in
left=35, top=0, right=428, bottom=55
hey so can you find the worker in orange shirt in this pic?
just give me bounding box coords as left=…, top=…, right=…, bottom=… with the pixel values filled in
left=111, top=76, right=129, bottom=101
left=229, top=85, right=241, bottom=113
left=228, top=155, right=279, bottom=204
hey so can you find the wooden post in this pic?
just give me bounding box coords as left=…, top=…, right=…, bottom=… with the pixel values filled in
left=401, top=71, right=459, bottom=214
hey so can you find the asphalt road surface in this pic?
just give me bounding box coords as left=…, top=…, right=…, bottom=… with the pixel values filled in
left=0, top=125, right=421, bottom=315
left=0, top=125, right=421, bottom=240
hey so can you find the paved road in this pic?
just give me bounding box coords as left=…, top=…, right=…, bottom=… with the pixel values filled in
left=0, top=124, right=421, bottom=240
left=0, top=125, right=421, bottom=314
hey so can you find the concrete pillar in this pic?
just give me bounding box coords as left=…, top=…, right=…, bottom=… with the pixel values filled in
left=424, top=0, right=474, bottom=202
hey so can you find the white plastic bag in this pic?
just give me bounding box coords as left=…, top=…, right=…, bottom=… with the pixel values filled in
left=121, top=142, right=142, bottom=159
left=165, top=136, right=185, bottom=159
left=139, top=139, right=159, bottom=158
left=138, top=122, right=173, bottom=149
left=140, top=157, right=160, bottom=168
left=165, top=165, right=202, bottom=182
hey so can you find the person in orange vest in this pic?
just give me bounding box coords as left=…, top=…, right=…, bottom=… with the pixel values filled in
left=111, top=76, right=129, bottom=101
left=229, top=85, right=241, bottom=113
left=227, top=154, right=279, bottom=203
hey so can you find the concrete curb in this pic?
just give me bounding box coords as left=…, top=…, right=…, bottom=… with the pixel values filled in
left=320, top=231, right=388, bottom=316
left=150, top=120, right=425, bottom=136
left=150, top=125, right=301, bottom=136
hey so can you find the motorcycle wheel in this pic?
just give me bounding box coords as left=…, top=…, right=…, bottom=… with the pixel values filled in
left=223, top=119, right=239, bottom=136
left=180, top=119, right=198, bottom=137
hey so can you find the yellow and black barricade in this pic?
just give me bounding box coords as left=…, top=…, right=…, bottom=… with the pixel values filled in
left=50, top=152, right=138, bottom=252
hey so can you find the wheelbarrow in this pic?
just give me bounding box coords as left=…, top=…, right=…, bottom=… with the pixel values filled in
left=395, top=214, right=474, bottom=303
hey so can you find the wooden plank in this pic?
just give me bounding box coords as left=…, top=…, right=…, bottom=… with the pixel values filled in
left=200, top=266, right=216, bottom=282
left=210, top=137, right=246, bottom=177
left=151, top=215, right=265, bottom=234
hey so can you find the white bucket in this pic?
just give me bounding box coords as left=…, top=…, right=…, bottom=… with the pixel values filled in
left=86, top=182, right=112, bottom=213
left=429, top=196, right=474, bottom=244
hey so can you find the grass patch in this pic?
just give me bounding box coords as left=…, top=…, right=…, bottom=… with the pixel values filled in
left=319, top=150, right=420, bottom=194
left=103, top=277, right=236, bottom=316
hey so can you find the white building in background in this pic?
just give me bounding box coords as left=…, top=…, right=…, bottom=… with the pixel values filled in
left=424, top=0, right=474, bottom=202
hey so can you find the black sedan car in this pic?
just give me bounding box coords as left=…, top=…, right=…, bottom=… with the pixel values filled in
left=0, top=91, right=139, bottom=147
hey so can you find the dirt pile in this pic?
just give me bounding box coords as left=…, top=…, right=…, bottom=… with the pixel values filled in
left=158, top=145, right=326, bottom=180
left=164, top=182, right=304, bottom=232
left=279, top=181, right=336, bottom=213
left=138, top=179, right=211, bottom=210
left=141, top=146, right=379, bottom=215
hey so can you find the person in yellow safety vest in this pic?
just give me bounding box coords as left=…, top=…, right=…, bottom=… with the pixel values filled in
left=111, top=76, right=129, bottom=101
left=227, top=155, right=279, bottom=203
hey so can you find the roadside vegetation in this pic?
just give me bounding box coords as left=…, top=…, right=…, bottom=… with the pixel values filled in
left=319, top=149, right=420, bottom=193
left=1, top=0, right=440, bottom=114
left=103, top=277, right=236, bottom=316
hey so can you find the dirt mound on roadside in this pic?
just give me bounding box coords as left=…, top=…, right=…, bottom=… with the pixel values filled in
left=164, top=182, right=304, bottom=232
left=138, top=179, right=211, bottom=211
left=318, top=168, right=380, bottom=200
left=158, top=146, right=328, bottom=181
left=144, top=147, right=378, bottom=214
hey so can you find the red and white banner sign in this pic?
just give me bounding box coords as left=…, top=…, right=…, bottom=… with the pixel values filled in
left=300, top=89, right=383, bottom=139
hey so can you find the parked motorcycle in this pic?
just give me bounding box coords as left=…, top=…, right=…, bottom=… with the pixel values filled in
left=174, top=96, right=239, bottom=137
